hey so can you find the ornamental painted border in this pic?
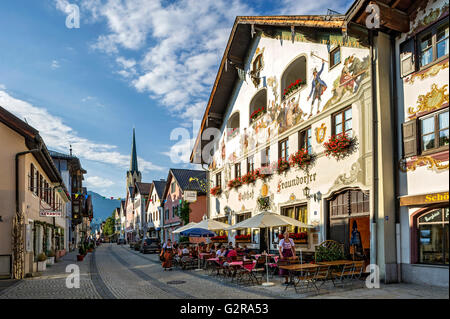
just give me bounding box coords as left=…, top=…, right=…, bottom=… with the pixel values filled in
left=399, top=156, right=449, bottom=172
left=407, top=84, right=449, bottom=119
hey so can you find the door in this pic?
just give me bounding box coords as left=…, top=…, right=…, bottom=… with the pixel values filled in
left=329, top=218, right=349, bottom=255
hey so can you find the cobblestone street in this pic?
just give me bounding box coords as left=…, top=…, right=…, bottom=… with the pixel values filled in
left=0, top=244, right=447, bottom=299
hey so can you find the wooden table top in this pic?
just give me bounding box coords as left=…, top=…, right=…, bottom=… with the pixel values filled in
left=316, top=260, right=354, bottom=266
left=278, top=264, right=319, bottom=271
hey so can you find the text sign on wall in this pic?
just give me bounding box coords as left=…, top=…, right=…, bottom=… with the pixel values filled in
left=399, top=192, right=449, bottom=207
left=39, top=211, right=62, bottom=217
left=184, top=191, right=197, bottom=203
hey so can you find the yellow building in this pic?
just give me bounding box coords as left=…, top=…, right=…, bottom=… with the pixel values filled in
left=0, top=106, right=70, bottom=279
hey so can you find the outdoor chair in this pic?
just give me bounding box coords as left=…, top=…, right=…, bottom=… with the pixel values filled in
left=267, top=256, right=279, bottom=278
left=310, top=264, right=331, bottom=294
left=349, top=261, right=365, bottom=287
left=252, top=256, right=267, bottom=283
left=236, top=259, right=259, bottom=286
left=292, top=267, right=317, bottom=294
left=330, top=262, right=355, bottom=288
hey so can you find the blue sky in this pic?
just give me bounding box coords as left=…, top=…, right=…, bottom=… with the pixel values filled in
left=0, top=0, right=351, bottom=198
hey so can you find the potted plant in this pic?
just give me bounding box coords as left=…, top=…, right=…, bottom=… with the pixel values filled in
left=323, top=133, right=357, bottom=160
left=87, top=243, right=94, bottom=253
left=250, top=107, right=266, bottom=122
left=46, top=250, right=55, bottom=265
left=210, top=186, right=222, bottom=196
left=283, top=78, right=306, bottom=99
left=241, top=170, right=257, bottom=185
left=37, top=253, right=47, bottom=271
left=77, top=245, right=85, bottom=261
left=289, top=149, right=316, bottom=171
left=227, top=177, right=242, bottom=189
left=277, top=158, right=290, bottom=174
left=235, top=234, right=251, bottom=243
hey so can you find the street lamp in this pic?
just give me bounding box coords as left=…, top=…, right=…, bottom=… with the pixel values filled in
left=303, top=186, right=311, bottom=199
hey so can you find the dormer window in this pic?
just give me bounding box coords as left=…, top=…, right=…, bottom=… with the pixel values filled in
left=227, top=112, right=240, bottom=140
left=281, top=56, right=307, bottom=100
left=249, top=89, right=267, bottom=124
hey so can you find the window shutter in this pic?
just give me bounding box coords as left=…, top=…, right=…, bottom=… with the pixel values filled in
left=400, top=38, right=416, bottom=78
left=402, top=120, right=418, bottom=157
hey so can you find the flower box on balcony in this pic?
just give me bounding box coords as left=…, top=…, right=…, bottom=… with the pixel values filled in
left=241, top=171, right=257, bottom=185
left=227, top=177, right=242, bottom=189
left=235, top=235, right=251, bottom=243
left=289, top=149, right=316, bottom=171
left=277, top=158, right=290, bottom=174
left=211, top=236, right=228, bottom=243
left=250, top=107, right=266, bottom=123
left=210, top=186, right=222, bottom=196
left=282, top=78, right=306, bottom=100
left=323, top=133, right=357, bottom=161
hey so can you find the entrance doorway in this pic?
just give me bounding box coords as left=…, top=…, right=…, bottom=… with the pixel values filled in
left=326, top=188, right=370, bottom=259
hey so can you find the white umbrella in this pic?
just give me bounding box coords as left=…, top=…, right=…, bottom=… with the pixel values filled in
left=226, top=211, right=314, bottom=286
left=193, top=218, right=229, bottom=231
left=172, top=222, right=198, bottom=234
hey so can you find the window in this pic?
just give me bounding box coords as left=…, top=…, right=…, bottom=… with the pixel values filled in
left=279, top=138, right=289, bottom=161
left=333, top=107, right=352, bottom=137
left=329, top=47, right=341, bottom=68
left=39, top=175, right=43, bottom=200
left=215, top=172, right=222, bottom=188
left=30, top=164, right=35, bottom=194
left=171, top=182, right=176, bottom=193
left=418, top=208, right=448, bottom=265
left=261, top=147, right=270, bottom=167
left=227, top=112, right=240, bottom=139
left=299, top=127, right=312, bottom=153
left=247, top=156, right=254, bottom=173
left=236, top=212, right=251, bottom=235
left=249, top=89, right=267, bottom=124
left=281, top=56, right=307, bottom=100
left=234, top=163, right=241, bottom=179
left=419, top=21, right=449, bottom=68
left=420, top=109, right=449, bottom=152
left=281, top=205, right=308, bottom=235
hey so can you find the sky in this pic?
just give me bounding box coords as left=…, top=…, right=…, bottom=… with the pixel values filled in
left=0, top=0, right=352, bottom=198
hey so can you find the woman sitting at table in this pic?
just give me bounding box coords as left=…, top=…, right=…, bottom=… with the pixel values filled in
left=278, top=231, right=296, bottom=285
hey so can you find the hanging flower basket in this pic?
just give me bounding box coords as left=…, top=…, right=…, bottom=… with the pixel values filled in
left=283, top=78, right=306, bottom=98
left=210, top=186, right=222, bottom=196
left=227, top=177, right=243, bottom=189
left=241, top=171, right=257, bottom=184
left=289, top=149, right=316, bottom=171
left=235, top=234, right=251, bottom=243
left=277, top=158, right=290, bottom=174
left=323, top=133, right=358, bottom=160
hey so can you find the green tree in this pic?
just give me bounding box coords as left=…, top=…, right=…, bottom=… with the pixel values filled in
left=103, top=211, right=116, bottom=236
left=178, top=200, right=191, bottom=225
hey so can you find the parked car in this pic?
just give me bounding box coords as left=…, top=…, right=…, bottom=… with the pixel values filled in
left=134, top=240, right=142, bottom=251
left=117, top=238, right=126, bottom=245
left=140, top=238, right=161, bottom=254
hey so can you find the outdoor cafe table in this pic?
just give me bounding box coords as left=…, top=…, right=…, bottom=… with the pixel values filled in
left=278, top=264, right=320, bottom=289
left=316, top=260, right=354, bottom=266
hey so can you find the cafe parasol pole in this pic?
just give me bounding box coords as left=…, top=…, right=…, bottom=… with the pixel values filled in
left=261, top=227, right=275, bottom=287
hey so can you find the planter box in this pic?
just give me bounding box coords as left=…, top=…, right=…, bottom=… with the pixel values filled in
left=235, top=239, right=251, bottom=243
left=87, top=249, right=93, bottom=253
left=293, top=239, right=307, bottom=244
left=77, top=254, right=84, bottom=261
left=211, top=240, right=227, bottom=243
left=46, top=257, right=55, bottom=265
left=37, top=261, right=46, bottom=272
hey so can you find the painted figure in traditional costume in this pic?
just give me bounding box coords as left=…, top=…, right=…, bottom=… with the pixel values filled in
left=307, top=62, right=327, bottom=117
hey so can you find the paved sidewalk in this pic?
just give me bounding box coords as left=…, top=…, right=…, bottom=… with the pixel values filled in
left=0, top=250, right=100, bottom=299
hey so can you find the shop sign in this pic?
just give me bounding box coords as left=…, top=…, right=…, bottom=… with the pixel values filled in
left=184, top=191, right=197, bottom=203
left=277, top=172, right=317, bottom=193
left=39, top=210, right=62, bottom=217
left=399, top=191, right=449, bottom=206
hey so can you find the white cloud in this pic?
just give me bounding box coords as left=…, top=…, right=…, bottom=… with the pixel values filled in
left=0, top=90, right=163, bottom=172
left=85, top=176, right=114, bottom=188
left=0, top=84, right=6, bottom=90
left=51, top=60, right=60, bottom=69
left=279, top=0, right=351, bottom=15
left=78, top=0, right=255, bottom=123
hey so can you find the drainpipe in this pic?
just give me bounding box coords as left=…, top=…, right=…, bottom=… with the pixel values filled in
left=390, top=34, right=402, bottom=283
left=369, top=29, right=378, bottom=267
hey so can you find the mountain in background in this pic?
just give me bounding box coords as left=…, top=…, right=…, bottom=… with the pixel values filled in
left=88, top=191, right=121, bottom=232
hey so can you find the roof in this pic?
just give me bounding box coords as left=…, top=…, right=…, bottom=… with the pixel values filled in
left=153, top=180, right=167, bottom=199
left=162, top=169, right=207, bottom=200
left=135, top=182, right=152, bottom=196
left=49, top=150, right=87, bottom=174
left=129, top=128, right=139, bottom=173
left=189, top=15, right=347, bottom=163
left=0, top=105, right=70, bottom=199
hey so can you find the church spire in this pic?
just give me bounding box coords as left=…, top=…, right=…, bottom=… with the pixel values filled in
left=130, top=128, right=138, bottom=173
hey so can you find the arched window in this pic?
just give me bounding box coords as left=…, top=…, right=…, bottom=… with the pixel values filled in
left=226, top=112, right=240, bottom=140
left=249, top=89, right=267, bottom=124
left=281, top=56, right=307, bottom=100
left=416, top=208, right=448, bottom=265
